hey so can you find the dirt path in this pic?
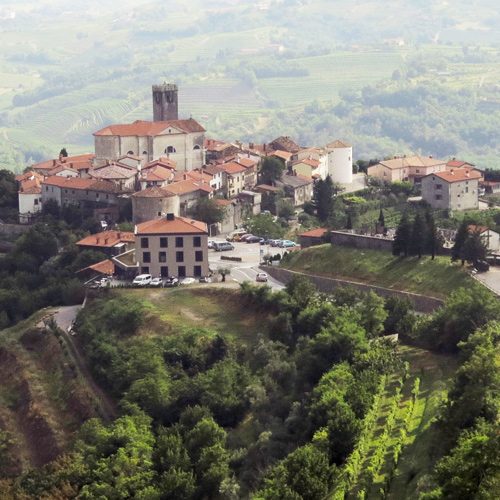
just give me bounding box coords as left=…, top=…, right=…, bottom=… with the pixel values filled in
left=52, top=306, right=117, bottom=422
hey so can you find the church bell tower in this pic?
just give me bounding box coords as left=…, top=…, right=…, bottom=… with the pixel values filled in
left=152, top=83, right=178, bottom=121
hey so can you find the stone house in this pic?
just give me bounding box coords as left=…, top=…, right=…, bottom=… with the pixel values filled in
left=421, top=168, right=482, bottom=210
left=76, top=230, right=135, bottom=256
left=276, top=173, right=313, bottom=207
left=90, top=164, right=138, bottom=191
left=299, top=228, right=328, bottom=248
left=17, top=174, right=43, bottom=222
left=93, top=119, right=205, bottom=171
left=221, top=162, right=247, bottom=197
left=135, top=214, right=209, bottom=278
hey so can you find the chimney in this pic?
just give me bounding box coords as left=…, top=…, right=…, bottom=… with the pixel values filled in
left=96, top=237, right=100, bottom=244
left=53, top=159, right=56, bottom=166
left=450, top=169, right=454, bottom=174
left=166, top=213, right=175, bottom=221
left=104, top=237, right=108, bottom=244
left=249, top=142, right=254, bottom=149
left=429, top=155, right=433, bottom=158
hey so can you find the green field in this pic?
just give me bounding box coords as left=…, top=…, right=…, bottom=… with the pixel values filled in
left=281, top=244, right=474, bottom=298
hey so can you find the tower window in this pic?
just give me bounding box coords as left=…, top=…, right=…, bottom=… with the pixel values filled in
left=142, top=150, right=148, bottom=155
left=193, top=145, right=201, bottom=150
left=165, top=146, right=176, bottom=154
left=127, top=150, right=134, bottom=155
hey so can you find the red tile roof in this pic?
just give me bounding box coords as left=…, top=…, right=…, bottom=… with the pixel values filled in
left=447, top=159, right=474, bottom=168
left=90, top=164, right=137, bottom=180
left=429, top=168, right=482, bottom=183
left=42, top=176, right=121, bottom=193
left=326, top=140, right=351, bottom=149
left=136, top=215, right=207, bottom=235
left=77, top=230, right=135, bottom=248
left=77, top=259, right=115, bottom=275
left=214, top=199, right=232, bottom=206
left=270, top=150, right=292, bottom=161
left=131, top=186, right=177, bottom=198
left=16, top=171, right=44, bottom=183
left=221, top=161, right=246, bottom=175
left=141, top=165, right=174, bottom=182
left=236, top=157, right=258, bottom=168
left=468, top=225, right=490, bottom=234
left=163, top=179, right=213, bottom=195
left=32, top=154, right=95, bottom=171
left=299, top=228, right=327, bottom=238
left=94, top=119, right=205, bottom=137
left=19, top=177, right=42, bottom=194
left=379, top=155, right=446, bottom=170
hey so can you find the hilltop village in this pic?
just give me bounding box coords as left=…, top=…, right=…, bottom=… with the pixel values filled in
left=11, top=82, right=500, bottom=284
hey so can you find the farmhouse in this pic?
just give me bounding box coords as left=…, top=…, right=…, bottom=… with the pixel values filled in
left=368, top=155, right=447, bottom=183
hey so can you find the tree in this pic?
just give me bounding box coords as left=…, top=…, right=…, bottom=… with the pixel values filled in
left=356, top=291, right=388, bottom=338
left=425, top=210, right=439, bottom=259
left=452, top=220, right=469, bottom=264
left=392, top=212, right=411, bottom=256
left=313, top=176, right=334, bottom=222
left=409, top=211, right=426, bottom=258
left=59, top=148, right=68, bottom=157
left=246, top=214, right=285, bottom=239
left=462, top=229, right=487, bottom=264
left=259, top=157, right=285, bottom=185
left=217, top=267, right=231, bottom=282
left=190, top=197, right=226, bottom=227
left=276, top=198, right=295, bottom=220
left=378, top=207, right=385, bottom=228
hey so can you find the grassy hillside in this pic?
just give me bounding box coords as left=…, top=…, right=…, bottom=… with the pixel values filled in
left=281, top=244, right=474, bottom=298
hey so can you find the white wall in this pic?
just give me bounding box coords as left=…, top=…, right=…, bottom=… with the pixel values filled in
left=328, top=146, right=353, bottom=184
left=19, top=193, right=42, bottom=214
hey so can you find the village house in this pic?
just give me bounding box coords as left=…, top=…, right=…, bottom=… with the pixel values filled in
left=291, top=148, right=329, bottom=180
left=89, top=164, right=138, bottom=191
left=135, top=214, right=209, bottom=278
left=235, top=156, right=259, bottom=189
left=138, top=162, right=175, bottom=190
left=221, top=161, right=247, bottom=197
left=276, top=173, right=313, bottom=207
left=269, top=136, right=300, bottom=153
left=268, top=150, right=292, bottom=168
left=41, top=176, right=124, bottom=221
left=367, top=155, right=447, bottom=183
left=237, top=190, right=262, bottom=216
left=421, top=168, right=482, bottom=210
left=16, top=172, right=44, bottom=223
left=299, top=228, right=328, bottom=248
left=31, top=153, right=96, bottom=178
left=204, top=138, right=239, bottom=162
left=131, top=186, right=180, bottom=224
left=202, top=164, right=225, bottom=192
left=76, top=230, right=135, bottom=256
left=163, top=178, right=213, bottom=216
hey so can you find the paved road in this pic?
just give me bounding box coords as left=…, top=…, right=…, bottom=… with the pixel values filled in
left=53, top=305, right=82, bottom=332
left=473, top=266, right=500, bottom=296
left=208, top=241, right=286, bottom=290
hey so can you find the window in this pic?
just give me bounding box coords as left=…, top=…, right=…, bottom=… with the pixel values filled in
left=435, top=184, right=442, bottom=190
left=194, top=265, right=202, bottom=277
left=435, top=194, right=442, bottom=200
left=142, top=151, right=148, bottom=155
left=176, top=251, right=184, bottom=262
left=465, top=187, right=469, bottom=193
left=157, top=211, right=162, bottom=217
left=86, top=190, right=89, bottom=195
left=176, top=237, right=184, bottom=248
left=65, top=189, right=68, bottom=193
left=160, top=237, right=168, bottom=248
left=127, top=150, right=134, bottom=155
left=143, top=252, right=151, bottom=263
left=195, top=251, right=203, bottom=262
left=193, top=236, right=201, bottom=247
left=34, top=199, right=39, bottom=205
left=416, top=169, right=420, bottom=173
left=165, top=146, right=176, bottom=154
left=193, top=145, right=201, bottom=150
left=72, top=190, right=75, bottom=194
left=159, top=251, right=167, bottom=263
left=178, top=266, right=186, bottom=278
left=141, top=266, right=149, bottom=274
left=106, top=194, right=109, bottom=199
left=140, top=237, right=149, bottom=248
left=96, top=193, right=100, bottom=199
left=161, top=266, right=169, bottom=277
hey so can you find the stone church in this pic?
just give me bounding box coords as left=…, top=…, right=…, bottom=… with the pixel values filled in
left=93, top=84, right=205, bottom=171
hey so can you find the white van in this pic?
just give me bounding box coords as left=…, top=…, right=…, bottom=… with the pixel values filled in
left=132, top=274, right=152, bottom=286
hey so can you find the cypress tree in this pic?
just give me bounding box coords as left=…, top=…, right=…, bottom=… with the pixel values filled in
left=410, top=212, right=426, bottom=258
left=425, top=210, right=439, bottom=259
left=393, top=212, right=411, bottom=257
left=452, top=220, right=469, bottom=264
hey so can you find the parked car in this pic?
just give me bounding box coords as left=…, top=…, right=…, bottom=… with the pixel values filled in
left=226, top=229, right=247, bottom=242
left=279, top=240, right=298, bottom=248
left=214, top=241, right=234, bottom=252
left=234, top=233, right=250, bottom=242
left=269, top=239, right=281, bottom=247
left=164, top=276, right=179, bottom=287
left=475, top=260, right=490, bottom=272
left=246, top=235, right=261, bottom=243
left=208, top=240, right=215, bottom=249
left=181, top=277, right=196, bottom=285
left=133, top=274, right=152, bottom=286
left=199, top=276, right=211, bottom=283
left=150, top=277, right=163, bottom=287
left=256, top=272, right=268, bottom=282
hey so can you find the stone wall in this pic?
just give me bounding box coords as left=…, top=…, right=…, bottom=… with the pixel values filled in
left=262, top=266, right=444, bottom=313
left=330, top=230, right=394, bottom=252
left=0, top=223, right=30, bottom=238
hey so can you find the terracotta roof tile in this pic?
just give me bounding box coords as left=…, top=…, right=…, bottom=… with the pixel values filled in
left=136, top=215, right=207, bottom=235
left=270, top=150, right=292, bottom=161
left=77, top=230, right=135, bottom=248
left=221, top=161, right=246, bottom=175
left=163, top=179, right=213, bottom=195
left=326, top=140, right=351, bottom=148
left=42, top=176, right=122, bottom=193
left=379, top=155, right=447, bottom=170
left=428, top=168, right=482, bottom=183
left=299, top=228, right=327, bottom=238
left=77, top=259, right=115, bottom=275
left=94, top=119, right=205, bottom=137
left=131, top=186, right=177, bottom=198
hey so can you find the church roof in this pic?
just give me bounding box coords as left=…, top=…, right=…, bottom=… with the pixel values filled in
left=94, top=119, right=205, bottom=137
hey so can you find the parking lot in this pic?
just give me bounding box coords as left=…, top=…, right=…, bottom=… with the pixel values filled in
left=208, top=240, right=288, bottom=290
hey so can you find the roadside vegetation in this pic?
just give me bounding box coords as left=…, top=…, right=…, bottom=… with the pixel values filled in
left=281, top=244, right=474, bottom=298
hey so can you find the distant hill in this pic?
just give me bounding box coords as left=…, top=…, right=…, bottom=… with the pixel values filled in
left=0, top=0, right=499, bottom=171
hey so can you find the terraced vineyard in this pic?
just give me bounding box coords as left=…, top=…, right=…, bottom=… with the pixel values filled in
left=332, top=345, right=457, bottom=499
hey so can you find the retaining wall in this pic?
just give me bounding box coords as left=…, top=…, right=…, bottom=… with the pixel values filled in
left=262, top=266, right=444, bottom=313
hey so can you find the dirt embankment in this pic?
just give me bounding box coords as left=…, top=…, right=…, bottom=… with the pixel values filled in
left=0, top=326, right=101, bottom=476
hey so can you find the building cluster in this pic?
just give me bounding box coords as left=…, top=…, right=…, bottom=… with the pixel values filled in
left=367, top=155, right=485, bottom=211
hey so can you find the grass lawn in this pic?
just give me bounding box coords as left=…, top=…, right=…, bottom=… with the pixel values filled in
left=118, top=287, right=269, bottom=346
left=281, top=244, right=474, bottom=298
